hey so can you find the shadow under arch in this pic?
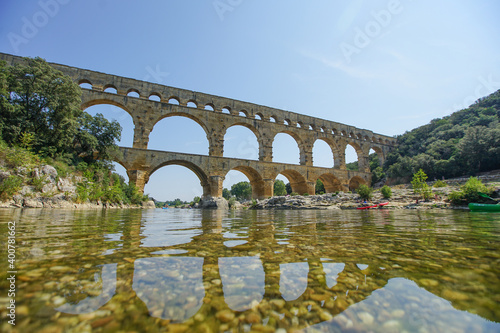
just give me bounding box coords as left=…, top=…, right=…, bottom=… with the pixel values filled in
left=370, top=146, right=384, bottom=167
left=349, top=176, right=367, bottom=191
left=317, top=173, right=344, bottom=193
left=225, top=165, right=265, bottom=199
left=275, top=169, right=309, bottom=195
left=149, top=160, right=211, bottom=198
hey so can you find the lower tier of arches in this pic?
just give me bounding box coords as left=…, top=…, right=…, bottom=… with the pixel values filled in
left=117, top=147, right=371, bottom=200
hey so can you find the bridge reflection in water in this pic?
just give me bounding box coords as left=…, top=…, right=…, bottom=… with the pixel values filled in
left=5, top=209, right=499, bottom=332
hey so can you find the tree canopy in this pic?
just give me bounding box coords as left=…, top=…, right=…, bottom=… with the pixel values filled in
left=230, top=181, right=252, bottom=201
left=0, top=57, right=121, bottom=165
left=274, top=179, right=287, bottom=196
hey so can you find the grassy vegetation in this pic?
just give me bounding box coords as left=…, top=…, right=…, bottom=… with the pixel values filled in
left=0, top=139, right=148, bottom=205
left=448, top=177, right=493, bottom=205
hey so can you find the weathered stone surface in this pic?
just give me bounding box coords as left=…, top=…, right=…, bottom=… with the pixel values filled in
left=57, top=177, right=76, bottom=193
left=42, top=183, right=57, bottom=194
left=23, top=198, right=44, bottom=208
left=200, top=197, right=229, bottom=209
left=141, top=200, right=156, bottom=209
left=41, top=165, right=58, bottom=180
left=21, top=185, right=35, bottom=195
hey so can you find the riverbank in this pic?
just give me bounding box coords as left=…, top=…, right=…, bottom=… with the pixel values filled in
left=236, top=178, right=500, bottom=210
left=1, top=161, right=498, bottom=210
left=0, top=163, right=155, bottom=209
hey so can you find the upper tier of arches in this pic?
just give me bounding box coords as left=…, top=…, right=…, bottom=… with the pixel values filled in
left=71, top=70, right=395, bottom=147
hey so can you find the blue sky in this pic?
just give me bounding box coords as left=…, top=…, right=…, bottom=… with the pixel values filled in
left=1, top=1, right=499, bottom=201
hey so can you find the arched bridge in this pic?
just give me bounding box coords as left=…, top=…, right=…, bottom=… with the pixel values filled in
left=0, top=53, right=397, bottom=198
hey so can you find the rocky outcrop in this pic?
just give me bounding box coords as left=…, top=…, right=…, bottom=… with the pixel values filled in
left=200, top=197, right=229, bottom=210
left=0, top=164, right=153, bottom=209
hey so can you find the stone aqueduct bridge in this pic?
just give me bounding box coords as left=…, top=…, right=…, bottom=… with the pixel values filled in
left=1, top=53, right=397, bottom=198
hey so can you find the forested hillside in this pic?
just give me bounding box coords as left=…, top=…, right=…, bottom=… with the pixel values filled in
left=382, top=90, right=500, bottom=183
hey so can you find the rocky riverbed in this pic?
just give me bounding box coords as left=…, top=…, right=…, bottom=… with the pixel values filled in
left=241, top=180, right=500, bottom=210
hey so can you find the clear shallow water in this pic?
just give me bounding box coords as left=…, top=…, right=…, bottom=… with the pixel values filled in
left=0, top=208, right=499, bottom=332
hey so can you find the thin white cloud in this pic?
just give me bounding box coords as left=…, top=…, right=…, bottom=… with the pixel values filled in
left=299, top=49, right=376, bottom=79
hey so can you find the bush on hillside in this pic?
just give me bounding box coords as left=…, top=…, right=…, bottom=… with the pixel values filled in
left=357, top=184, right=374, bottom=200
left=380, top=185, right=392, bottom=199
left=448, top=177, right=492, bottom=205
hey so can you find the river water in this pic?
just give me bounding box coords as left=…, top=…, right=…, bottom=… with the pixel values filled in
left=0, top=208, right=499, bottom=333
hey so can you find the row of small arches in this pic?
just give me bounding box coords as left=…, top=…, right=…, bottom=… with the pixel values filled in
left=78, top=80, right=395, bottom=145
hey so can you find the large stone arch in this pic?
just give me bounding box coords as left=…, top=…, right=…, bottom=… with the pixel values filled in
left=153, top=112, right=210, bottom=137
left=225, top=165, right=265, bottom=199
left=148, top=160, right=211, bottom=198
left=312, top=137, right=337, bottom=168
left=317, top=173, right=345, bottom=193
left=274, top=169, right=310, bottom=195
left=370, top=145, right=385, bottom=167
left=81, top=99, right=133, bottom=118
left=349, top=176, right=367, bottom=191
left=271, top=130, right=303, bottom=164
left=223, top=122, right=260, bottom=160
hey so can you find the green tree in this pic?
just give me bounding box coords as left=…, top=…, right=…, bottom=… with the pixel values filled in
left=380, top=185, right=392, bottom=199
left=456, top=126, right=500, bottom=173
left=285, top=182, right=292, bottom=195
left=315, top=179, right=325, bottom=194
left=230, top=181, right=252, bottom=201
left=74, top=112, right=122, bottom=164
left=0, top=57, right=82, bottom=157
left=411, top=169, right=432, bottom=200
left=222, top=188, right=231, bottom=200
left=274, top=179, right=287, bottom=196
left=0, top=57, right=122, bottom=166
left=357, top=184, right=373, bottom=200
left=448, top=177, right=491, bottom=205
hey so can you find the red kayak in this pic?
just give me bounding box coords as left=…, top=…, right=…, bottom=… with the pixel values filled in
left=357, top=202, right=389, bottom=210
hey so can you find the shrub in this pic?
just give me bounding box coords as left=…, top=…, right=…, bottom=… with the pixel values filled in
left=0, top=175, right=23, bottom=200
left=461, top=177, right=489, bottom=202
left=448, top=191, right=465, bottom=205
left=290, top=192, right=299, bottom=196
left=30, top=174, right=48, bottom=192
left=228, top=197, right=236, bottom=208
left=357, top=184, right=374, bottom=200
left=433, top=180, right=448, bottom=188
left=449, top=177, right=491, bottom=205
left=411, top=169, right=432, bottom=200
left=380, top=185, right=392, bottom=199
left=3, top=144, right=40, bottom=168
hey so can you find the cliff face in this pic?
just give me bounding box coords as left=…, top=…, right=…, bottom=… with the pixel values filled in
left=0, top=164, right=154, bottom=209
